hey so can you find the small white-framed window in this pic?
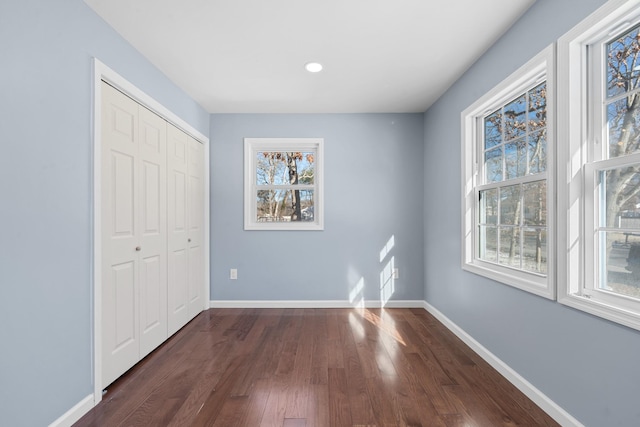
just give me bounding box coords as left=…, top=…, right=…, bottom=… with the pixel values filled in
left=244, top=138, right=324, bottom=231
left=558, top=0, right=640, bottom=330
left=462, top=44, right=555, bottom=299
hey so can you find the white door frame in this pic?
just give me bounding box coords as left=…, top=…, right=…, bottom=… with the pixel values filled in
left=92, top=58, right=210, bottom=405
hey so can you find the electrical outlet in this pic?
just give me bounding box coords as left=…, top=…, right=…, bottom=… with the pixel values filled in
left=230, top=268, right=238, bottom=280
left=393, top=268, right=399, bottom=279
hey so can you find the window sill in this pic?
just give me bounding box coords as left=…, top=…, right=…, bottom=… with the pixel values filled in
left=463, top=260, right=555, bottom=300
left=558, top=292, right=640, bottom=332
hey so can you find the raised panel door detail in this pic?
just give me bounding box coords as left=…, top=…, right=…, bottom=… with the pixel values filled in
left=111, top=151, right=135, bottom=237
left=169, top=249, right=187, bottom=315
left=173, top=171, right=186, bottom=232
left=188, top=143, right=199, bottom=169
left=112, top=262, right=136, bottom=351
left=189, top=175, right=200, bottom=233
left=142, top=161, right=160, bottom=235
left=174, top=138, right=186, bottom=162
left=140, top=255, right=161, bottom=334
left=102, top=259, right=139, bottom=387
left=141, top=122, right=160, bottom=152
left=188, top=244, right=202, bottom=317
left=167, top=246, right=189, bottom=336
left=113, top=107, right=135, bottom=143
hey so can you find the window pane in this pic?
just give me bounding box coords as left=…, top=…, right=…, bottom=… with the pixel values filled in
left=523, top=228, right=547, bottom=274
left=256, top=152, right=288, bottom=185
left=505, top=139, right=527, bottom=179
left=499, top=227, right=521, bottom=268
left=607, top=96, right=640, bottom=158
left=600, top=231, right=640, bottom=300
left=523, top=180, right=546, bottom=226
left=504, top=95, right=526, bottom=141
left=480, top=189, right=498, bottom=225
left=256, top=189, right=315, bottom=222
left=527, top=82, right=547, bottom=130
left=528, top=129, right=547, bottom=174
left=256, top=151, right=315, bottom=185
left=478, top=225, right=497, bottom=263
left=485, top=147, right=503, bottom=183
left=600, top=166, right=640, bottom=228
left=500, top=184, right=521, bottom=225
left=485, top=110, right=502, bottom=149
left=606, top=24, right=640, bottom=99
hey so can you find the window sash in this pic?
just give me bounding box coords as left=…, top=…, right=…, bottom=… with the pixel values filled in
left=474, top=81, right=549, bottom=277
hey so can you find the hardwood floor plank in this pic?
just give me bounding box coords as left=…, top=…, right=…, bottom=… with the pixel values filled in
left=237, top=378, right=271, bottom=427
left=306, top=384, right=330, bottom=427
left=210, top=395, right=249, bottom=427
left=165, top=341, right=238, bottom=425
left=327, top=367, right=353, bottom=427
left=310, top=314, right=329, bottom=385
left=189, top=353, right=251, bottom=426
left=229, top=326, right=278, bottom=397
left=259, top=380, right=290, bottom=426
left=283, top=418, right=307, bottom=427
left=284, top=312, right=315, bottom=418
left=365, top=375, right=400, bottom=427
left=74, top=308, right=560, bottom=427
left=339, top=310, right=379, bottom=426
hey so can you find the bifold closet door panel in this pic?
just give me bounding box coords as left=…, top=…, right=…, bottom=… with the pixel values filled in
left=137, top=105, right=168, bottom=359
left=187, top=136, right=204, bottom=320
left=167, top=124, right=190, bottom=336
left=101, top=82, right=141, bottom=387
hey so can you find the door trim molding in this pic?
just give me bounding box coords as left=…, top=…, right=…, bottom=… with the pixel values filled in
left=92, top=58, right=210, bottom=406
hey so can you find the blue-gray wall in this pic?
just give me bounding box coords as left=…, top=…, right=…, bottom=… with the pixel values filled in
left=0, top=0, right=208, bottom=425
left=210, top=114, right=425, bottom=304
left=423, top=0, right=640, bottom=426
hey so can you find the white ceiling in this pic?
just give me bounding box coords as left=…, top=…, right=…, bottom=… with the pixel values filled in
left=84, top=0, right=536, bottom=113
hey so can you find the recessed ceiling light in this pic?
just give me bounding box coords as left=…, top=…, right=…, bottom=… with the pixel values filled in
left=305, top=62, right=323, bottom=73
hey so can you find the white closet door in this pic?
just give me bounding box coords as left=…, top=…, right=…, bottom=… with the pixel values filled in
left=101, top=82, right=141, bottom=386
left=187, top=136, right=204, bottom=319
left=167, top=124, right=190, bottom=336
left=101, top=81, right=205, bottom=386
left=138, top=105, right=168, bottom=358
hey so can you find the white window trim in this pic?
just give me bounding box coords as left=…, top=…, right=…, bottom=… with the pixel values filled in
left=461, top=44, right=556, bottom=300
left=244, top=138, right=324, bottom=231
left=557, top=0, right=640, bottom=331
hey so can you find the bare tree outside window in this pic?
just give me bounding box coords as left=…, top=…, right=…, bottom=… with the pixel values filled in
left=255, top=151, right=315, bottom=223
left=599, top=24, right=640, bottom=298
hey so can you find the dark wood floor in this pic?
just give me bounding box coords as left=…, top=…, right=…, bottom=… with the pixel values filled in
left=74, top=308, right=559, bottom=427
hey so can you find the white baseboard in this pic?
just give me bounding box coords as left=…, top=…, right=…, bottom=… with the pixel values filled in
left=423, top=301, right=583, bottom=427
left=48, top=394, right=94, bottom=427
left=209, top=299, right=424, bottom=309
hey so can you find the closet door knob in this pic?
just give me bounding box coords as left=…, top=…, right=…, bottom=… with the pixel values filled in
left=188, top=238, right=192, bottom=242
left=135, top=246, right=141, bottom=251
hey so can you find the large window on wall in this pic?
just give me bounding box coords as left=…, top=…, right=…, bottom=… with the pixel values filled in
left=244, top=138, right=324, bottom=230
left=462, top=44, right=555, bottom=299
left=558, top=0, right=640, bottom=330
